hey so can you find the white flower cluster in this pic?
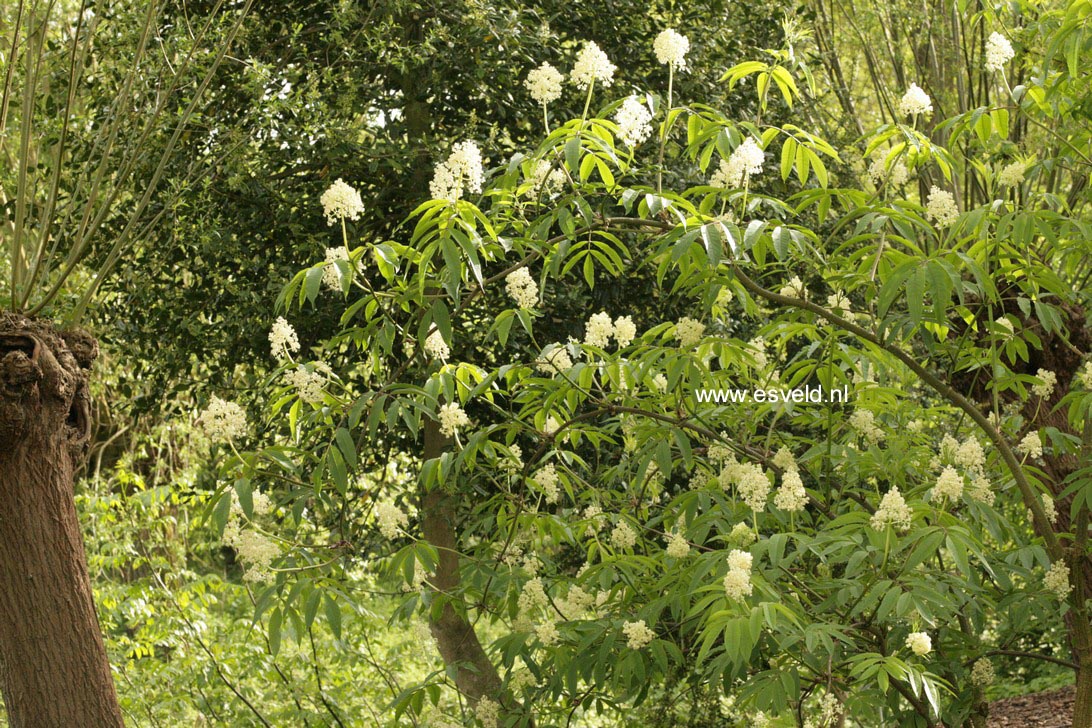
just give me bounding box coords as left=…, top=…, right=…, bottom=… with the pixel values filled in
left=867, top=155, right=909, bottom=187
left=665, top=531, right=690, bottom=558
left=571, top=41, right=616, bottom=90
left=269, top=317, right=299, bottom=360
left=849, top=409, right=885, bottom=445
left=906, top=631, right=932, bottom=656
left=826, top=290, right=851, bottom=317
left=505, top=267, right=539, bottom=309
left=1032, top=368, right=1057, bottom=398
left=653, top=28, right=690, bottom=70
left=285, top=362, right=330, bottom=405
left=535, top=621, right=560, bottom=645
left=584, top=312, right=637, bottom=349
left=778, top=276, right=806, bottom=299
left=897, top=83, right=933, bottom=117
left=501, top=443, right=523, bottom=474
left=376, top=501, right=409, bottom=539
left=969, top=473, right=995, bottom=505
left=525, top=62, right=565, bottom=104
left=229, top=488, right=274, bottom=520
left=998, top=160, right=1027, bottom=187
left=954, top=436, right=985, bottom=471
left=1045, top=560, right=1071, bottom=599
left=535, top=343, right=574, bottom=375
left=610, top=519, right=637, bottom=550
left=424, top=329, right=450, bottom=360
left=674, top=316, right=705, bottom=348
left=723, top=549, right=754, bottom=600
left=543, top=415, right=561, bottom=435
left=934, top=465, right=965, bottom=502
left=199, top=396, right=247, bottom=441
left=773, top=467, right=808, bottom=512
left=430, top=141, right=484, bottom=202
left=623, top=619, right=656, bottom=649
left=438, top=402, right=471, bottom=438
left=985, top=32, right=1015, bottom=72
left=871, top=487, right=913, bottom=532
left=234, top=530, right=280, bottom=583
left=614, top=316, right=637, bottom=347
left=721, top=459, right=771, bottom=512
left=518, top=576, right=548, bottom=617
left=319, top=179, right=365, bottom=225
left=729, top=522, right=757, bottom=547
left=971, top=657, right=995, bottom=687
left=323, top=247, right=349, bottom=291
left=1080, top=362, right=1092, bottom=390
left=222, top=490, right=278, bottom=583
left=615, top=95, right=653, bottom=147
left=533, top=463, right=561, bottom=503
left=474, top=697, right=500, bottom=728
left=1042, top=493, right=1058, bottom=524
left=1017, top=431, right=1043, bottom=459
left=528, top=160, right=567, bottom=195
left=926, top=186, right=960, bottom=227
left=709, top=137, right=765, bottom=188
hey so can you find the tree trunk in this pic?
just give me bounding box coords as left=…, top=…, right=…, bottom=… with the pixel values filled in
left=419, top=420, right=505, bottom=705
left=1075, top=661, right=1092, bottom=728
left=0, top=313, right=124, bottom=727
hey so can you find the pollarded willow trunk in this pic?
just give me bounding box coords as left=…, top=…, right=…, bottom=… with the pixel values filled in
left=0, top=313, right=124, bottom=727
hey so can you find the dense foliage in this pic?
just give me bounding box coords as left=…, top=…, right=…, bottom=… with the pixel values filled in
left=3, top=0, right=1091, bottom=725
left=185, top=0, right=1092, bottom=725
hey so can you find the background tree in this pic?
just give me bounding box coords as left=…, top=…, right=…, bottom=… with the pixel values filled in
left=0, top=1, right=252, bottom=722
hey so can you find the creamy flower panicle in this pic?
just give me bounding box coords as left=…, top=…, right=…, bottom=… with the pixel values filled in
left=906, top=631, right=932, bottom=656
left=430, top=141, right=484, bottom=202
left=584, top=311, right=615, bottom=348
left=665, top=531, right=690, bottom=558
left=999, top=160, right=1027, bottom=187
left=535, top=343, right=574, bottom=375
left=571, top=41, right=616, bottom=90
left=674, top=317, right=705, bottom=348
left=438, top=402, right=470, bottom=438
left=985, top=32, right=1015, bottom=72
left=323, top=246, right=349, bottom=291
left=610, top=520, right=637, bottom=549
left=199, top=396, right=247, bottom=441
left=723, top=549, right=754, bottom=599
left=1032, top=368, right=1057, bottom=398
left=623, top=620, right=655, bottom=649
left=653, top=28, right=689, bottom=70
left=269, top=316, right=299, bottom=360
left=773, top=468, right=808, bottom=512
left=1046, top=560, right=1072, bottom=599
left=871, top=487, right=913, bottom=531
left=615, top=95, right=653, bottom=147
left=926, top=186, right=960, bottom=227
left=1018, top=431, right=1043, bottom=459
left=505, top=267, right=539, bottom=309
left=934, top=465, right=965, bottom=502
left=533, top=463, right=561, bottom=503
left=320, top=179, right=365, bottom=225
left=424, top=329, right=450, bottom=361
left=613, top=316, right=637, bottom=348
left=897, top=83, right=933, bottom=117
left=285, top=363, right=329, bottom=405
left=525, top=62, right=565, bottom=104
left=710, top=137, right=765, bottom=188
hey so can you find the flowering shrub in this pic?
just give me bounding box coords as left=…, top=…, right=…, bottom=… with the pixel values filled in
left=202, top=6, right=1092, bottom=726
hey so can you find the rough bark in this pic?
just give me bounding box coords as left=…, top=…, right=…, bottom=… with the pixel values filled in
left=0, top=312, right=124, bottom=727
left=419, top=420, right=505, bottom=706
